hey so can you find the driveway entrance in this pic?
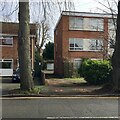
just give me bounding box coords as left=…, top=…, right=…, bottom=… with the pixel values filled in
left=1, top=77, right=20, bottom=95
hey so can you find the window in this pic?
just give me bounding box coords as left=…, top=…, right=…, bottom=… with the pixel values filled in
left=0, top=36, right=13, bottom=46
left=108, top=19, right=116, bottom=48
left=89, top=39, right=103, bottom=50
left=69, top=38, right=83, bottom=50
left=69, top=17, right=83, bottom=30
left=74, top=59, right=82, bottom=69
left=108, top=19, right=116, bottom=31
left=109, top=39, right=115, bottom=48
left=69, top=38, right=103, bottom=51
left=90, top=18, right=104, bottom=31
left=0, top=59, right=13, bottom=69
left=69, top=17, right=104, bottom=31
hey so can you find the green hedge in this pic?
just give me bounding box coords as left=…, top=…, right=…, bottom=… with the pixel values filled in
left=78, top=59, right=112, bottom=85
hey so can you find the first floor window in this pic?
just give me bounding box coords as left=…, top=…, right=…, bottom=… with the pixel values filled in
left=89, top=39, right=103, bottom=50
left=69, top=38, right=83, bottom=50
left=0, top=36, right=13, bottom=46
left=69, top=38, right=103, bottom=51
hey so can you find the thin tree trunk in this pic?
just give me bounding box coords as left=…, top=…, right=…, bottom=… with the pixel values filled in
left=18, top=1, right=34, bottom=90
left=112, top=1, right=120, bottom=91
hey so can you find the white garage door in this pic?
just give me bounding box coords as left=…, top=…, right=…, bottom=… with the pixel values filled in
left=0, top=59, right=13, bottom=76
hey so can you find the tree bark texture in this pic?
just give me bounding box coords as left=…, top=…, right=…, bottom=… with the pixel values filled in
left=18, top=1, right=34, bottom=90
left=112, top=1, right=120, bottom=91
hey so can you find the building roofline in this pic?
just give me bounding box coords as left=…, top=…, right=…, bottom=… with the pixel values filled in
left=54, top=13, right=62, bottom=31
left=0, top=33, right=36, bottom=37
left=54, top=11, right=117, bottom=31
left=0, top=21, right=36, bottom=25
left=62, top=11, right=117, bottom=18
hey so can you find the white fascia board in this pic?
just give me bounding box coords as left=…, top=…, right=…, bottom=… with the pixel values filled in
left=0, top=33, right=36, bottom=37
left=62, top=11, right=117, bottom=18
left=0, top=33, right=18, bottom=37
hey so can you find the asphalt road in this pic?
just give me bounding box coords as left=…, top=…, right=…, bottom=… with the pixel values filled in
left=1, top=97, right=119, bottom=119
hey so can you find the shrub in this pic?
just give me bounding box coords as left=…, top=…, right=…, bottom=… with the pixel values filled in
left=64, top=60, right=79, bottom=78
left=78, top=59, right=112, bottom=85
left=64, top=60, right=74, bottom=78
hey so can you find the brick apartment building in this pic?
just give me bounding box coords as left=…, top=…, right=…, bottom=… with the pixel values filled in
left=0, top=22, right=36, bottom=76
left=54, top=11, right=116, bottom=76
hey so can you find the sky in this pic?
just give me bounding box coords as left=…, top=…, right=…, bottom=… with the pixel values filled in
left=74, top=0, right=99, bottom=12
left=74, top=0, right=117, bottom=13
left=0, top=0, right=117, bottom=22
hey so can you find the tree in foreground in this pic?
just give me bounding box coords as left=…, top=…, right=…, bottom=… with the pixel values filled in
left=18, top=0, right=34, bottom=90
left=112, top=0, right=120, bottom=91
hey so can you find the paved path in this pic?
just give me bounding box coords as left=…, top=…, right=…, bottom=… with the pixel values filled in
left=2, top=97, right=119, bottom=118
left=1, top=77, right=20, bottom=95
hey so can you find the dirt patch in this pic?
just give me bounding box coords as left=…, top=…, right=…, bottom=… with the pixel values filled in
left=39, top=78, right=105, bottom=96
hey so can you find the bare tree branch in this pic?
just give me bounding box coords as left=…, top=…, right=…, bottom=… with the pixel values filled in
left=7, top=4, right=19, bottom=17
left=36, top=20, right=51, bottom=52
left=0, top=2, right=6, bottom=12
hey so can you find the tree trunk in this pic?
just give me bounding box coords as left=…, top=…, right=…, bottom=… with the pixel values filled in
left=18, top=1, right=34, bottom=90
left=112, top=1, right=120, bottom=91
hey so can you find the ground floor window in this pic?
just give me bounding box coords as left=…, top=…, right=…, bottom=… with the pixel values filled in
left=0, top=59, right=13, bottom=69
left=73, top=59, right=82, bottom=69
left=0, top=59, right=13, bottom=76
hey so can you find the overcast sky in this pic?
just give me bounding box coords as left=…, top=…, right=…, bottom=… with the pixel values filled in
left=0, top=0, right=117, bottom=22
left=74, top=0, right=117, bottom=13
left=74, top=0, right=99, bottom=12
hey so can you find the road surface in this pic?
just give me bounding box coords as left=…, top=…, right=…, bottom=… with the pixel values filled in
left=1, top=97, right=119, bottom=119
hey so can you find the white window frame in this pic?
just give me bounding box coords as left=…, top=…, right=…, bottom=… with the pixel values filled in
left=0, top=59, right=13, bottom=69
left=0, top=36, right=13, bottom=47
left=69, top=38, right=103, bottom=51
left=0, top=59, right=13, bottom=76
left=69, top=38, right=83, bottom=51
left=69, top=17, right=104, bottom=31
left=69, top=17, right=84, bottom=30
left=73, top=58, right=82, bottom=69
left=90, top=18, right=104, bottom=31
left=89, top=39, right=103, bottom=51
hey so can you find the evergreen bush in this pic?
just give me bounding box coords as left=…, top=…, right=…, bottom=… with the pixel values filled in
left=78, top=59, right=112, bottom=85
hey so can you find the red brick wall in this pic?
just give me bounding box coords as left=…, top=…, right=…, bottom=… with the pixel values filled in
left=1, top=22, right=36, bottom=71
left=54, top=15, right=109, bottom=76
left=1, top=36, right=35, bottom=70
left=1, top=36, right=18, bottom=70
left=54, top=17, right=64, bottom=76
